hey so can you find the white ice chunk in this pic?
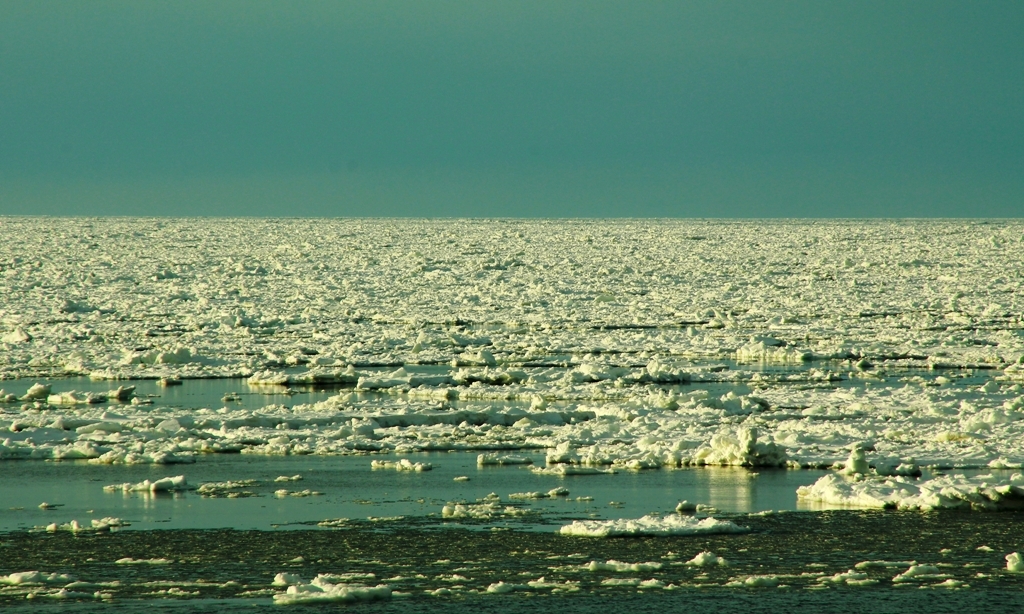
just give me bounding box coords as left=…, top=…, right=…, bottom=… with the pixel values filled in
left=103, top=475, right=187, bottom=493
left=115, top=557, right=173, bottom=565
left=20, top=383, right=52, bottom=401
left=892, top=565, right=947, bottom=583
left=817, top=569, right=876, bottom=586
left=691, top=427, right=787, bottom=467
left=796, top=472, right=1024, bottom=511
left=684, top=551, right=728, bottom=567
left=370, top=458, right=432, bottom=472
left=508, top=487, right=568, bottom=500
left=121, top=345, right=206, bottom=366
left=2, top=328, right=32, bottom=344
left=38, top=518, right=128, bottom=533
left=734, top=575, right=780, bottom=587
left=559, top=514, right=749, bottom=537
left=441, top=502, right=529, bottom=519
left=272, top=577, right=391, bottom=604
left=1007, top=552, right=1024, bottom=572
left=585, top=560, right=662, bottom=572
left=477, top=453, right=533, bottom=466
left=840, top=446, right=870, bottom=475
left=531, top=465, right=615, bottom=476
left=0, top=571, right=74, bottom=585
left=274, top=489, right=323, bottom=498
left=273, top=572, right=304, bottom=586
left=485, top=581, right=516, bottom=593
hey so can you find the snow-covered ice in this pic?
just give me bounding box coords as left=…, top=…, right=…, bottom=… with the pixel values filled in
left=371, top=458, right=432, bottom=472
left=585, top=560, right=662, bottom=572
left=271, top=574, right=391, bottom=604
left=37, top=517, right=128, bottom=533
left=0, top=571, right=74, bottom=585
left=796, top=471, right=1024, bottom=510
left=891, top=564, right=948, bottom=583
left=103, top=475, right=187, bottom=493
left=477, top=453, right=533, bottom=466
left=685, top=551, right=728, bottom=567
left=115, top=558, right=173, bottom=565
left=725, top=575, right=781, bottom=588
left=559, top=514, right=749, bottom=537
left=441, top=491, right=531, bottom=520
left=4, top=219, right=1024, bottom=518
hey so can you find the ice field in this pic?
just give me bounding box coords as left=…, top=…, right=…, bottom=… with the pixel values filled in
left=2, top=218, right=1024, bottom=607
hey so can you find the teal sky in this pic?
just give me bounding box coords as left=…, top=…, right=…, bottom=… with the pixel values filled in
left=2, top=1, right=1022, bottom=217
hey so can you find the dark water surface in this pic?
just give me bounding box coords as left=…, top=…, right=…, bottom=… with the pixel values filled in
left=1, top=511, right=1023, bottom=612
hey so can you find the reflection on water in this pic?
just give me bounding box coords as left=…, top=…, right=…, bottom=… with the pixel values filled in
left=702, top=467, right=755, bottom=511
left=108, top=489, right=189, bottom=508
left=0, top=452, right=828, bottom=532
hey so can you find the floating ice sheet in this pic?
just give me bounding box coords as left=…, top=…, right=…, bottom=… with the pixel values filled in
left=271, top=574, right=392, bottom=605
left=796, top=471, right=1024, bottom=510
left=559, top=514, right=749, bottom=537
